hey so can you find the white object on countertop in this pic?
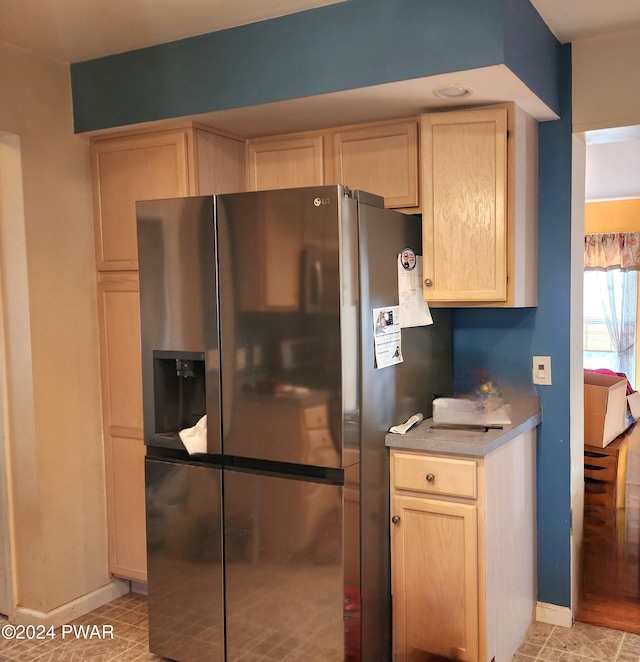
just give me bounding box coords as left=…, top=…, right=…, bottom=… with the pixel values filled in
left=179, top=415, right=207, bottom=455
left=389, top=413, right=424, bottom=434
left=433, top=398, right=511, bottom=426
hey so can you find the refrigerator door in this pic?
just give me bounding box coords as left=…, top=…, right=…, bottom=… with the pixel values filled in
left=137, top=197, right=221, bottom=454
left=145, top=457, right=224, bottom=661
left=224, top=467, right=347, bottom=661
left=217, top=186, right=353, bottom=468
left=355, top=193, right=452, bottom=662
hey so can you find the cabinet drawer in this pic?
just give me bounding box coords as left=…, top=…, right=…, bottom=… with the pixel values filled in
left=303, top=404, right=329, bottom=429
left=393, top=453, right=477, bottom=499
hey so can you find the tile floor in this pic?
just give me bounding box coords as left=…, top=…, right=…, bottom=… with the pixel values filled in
left=0, top=593, right=161, bottom=661
left=515, top=620, right=640, bottom=661
left=2, top=593, right=640, bottom=661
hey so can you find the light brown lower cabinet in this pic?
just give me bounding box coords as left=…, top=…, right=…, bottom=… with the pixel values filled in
left=97, top=272, right=146, bottom=582
left=392, top=492, right=479, bottom=661
left=104, top=435, right=147, bottom=582
left=390, top=429, right=536, bottom=662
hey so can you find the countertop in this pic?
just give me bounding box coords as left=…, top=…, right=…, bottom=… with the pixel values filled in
left=385, top=395, right=541, bottom=457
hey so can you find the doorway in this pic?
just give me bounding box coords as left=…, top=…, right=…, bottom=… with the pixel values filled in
left=576, top=127, right=640, bottom=631
left=0, top=132, right=25, bottom=618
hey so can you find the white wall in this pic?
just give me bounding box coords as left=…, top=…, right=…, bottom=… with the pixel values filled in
left=573, top=29, right=640, bottom=132
left=570, top=134, right=585, bottom=616
left=0, top=41, right=109, bottom=614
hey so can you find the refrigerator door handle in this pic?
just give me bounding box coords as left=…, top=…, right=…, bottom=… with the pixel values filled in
left=313, top=259, right=323, bottom=307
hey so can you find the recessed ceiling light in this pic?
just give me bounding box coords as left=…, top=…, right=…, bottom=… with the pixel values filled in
left=433, top=84, right=473, bottom=99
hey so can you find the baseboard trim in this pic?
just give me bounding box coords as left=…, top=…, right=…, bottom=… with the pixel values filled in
left=536, top=601, right=573, bottom=628
left=13, top=579, right=130, bottom=627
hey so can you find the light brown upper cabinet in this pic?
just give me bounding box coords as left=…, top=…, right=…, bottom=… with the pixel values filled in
left=329, top=120, right=419, bottom=210
left=91, top=124, right=246, bottom=270
left=421, top=104, right=538, bottom=307
left=246, top=119, right=420, bottom=210
left=247, top=134, right=324, bottom=191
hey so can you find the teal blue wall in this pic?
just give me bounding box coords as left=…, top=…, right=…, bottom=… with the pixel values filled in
left=70, top=0, right=572, bottom=608
left=452, top=44, right=573, bottom=607
left=70, top=0, right=559, bottom=133
left=503, top=0, right=562, bottom=113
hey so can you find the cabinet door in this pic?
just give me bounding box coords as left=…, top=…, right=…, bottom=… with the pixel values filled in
left=104, top=435, right=147, bottom=582
left=247, top=134, right=324, bottom=191
left=91, top=130, right=192, bottom=270
left=193, top=128, right=246, bottom=196
left=97, top=273, right=146, bottom=580
left=331, top=120, right=419, bottom=209
left=421, top=108, right=507, bottom=303
left=97, top=273, right=143, bottom=437
left=391, top=494, right=478, bottom=662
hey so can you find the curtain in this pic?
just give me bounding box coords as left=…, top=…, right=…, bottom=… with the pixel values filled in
left=593, top=270, right=637, bottom=379
left=584, top=232, right=640, bottom=380
left=584, top=232, right=640, bottom=270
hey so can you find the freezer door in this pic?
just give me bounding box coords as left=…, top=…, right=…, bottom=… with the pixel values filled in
left=145, top=458, right=224, bottom=661
left=137, top=196, right=221, bottom=454
left=356, top=197, right=452, bottom=662
left=216, top=187, right=351, bottom=468
left=224, top=468, right=352, bottom=661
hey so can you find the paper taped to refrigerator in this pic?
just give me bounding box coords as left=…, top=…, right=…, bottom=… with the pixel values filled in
left=398, top=252, right=432, bottom=327
left=373, top=306, right=402, bottom=368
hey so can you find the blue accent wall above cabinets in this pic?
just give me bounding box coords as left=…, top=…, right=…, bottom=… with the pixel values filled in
left=70, top=0, right=559, bottom=133
left=503, top=0, right=562, bottom=114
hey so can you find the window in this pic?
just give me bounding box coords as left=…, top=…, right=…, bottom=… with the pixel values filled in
left=584, top=269, right=637, bottom=388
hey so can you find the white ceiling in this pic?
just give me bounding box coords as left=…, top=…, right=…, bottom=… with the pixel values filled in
left=0, top=0, right=350, bottom=64
left=585, top=138, right=640, bottom=202
left=2, top=0, right=640, bottom=200
left=531, top=0, right=640, bottom=43
left=1, top=0, right=639, bottom=64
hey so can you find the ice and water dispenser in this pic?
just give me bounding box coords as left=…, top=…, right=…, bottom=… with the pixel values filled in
left=151, top=350, right=206, bottom=445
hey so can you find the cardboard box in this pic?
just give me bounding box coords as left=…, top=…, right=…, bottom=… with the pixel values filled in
left=584, top=371, right=629, bottom=448
left=628, top=391, right=640, bottom=420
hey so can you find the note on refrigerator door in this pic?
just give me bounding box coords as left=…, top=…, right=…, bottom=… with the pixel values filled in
left=398, top=251, right=433, bottom=327
left=373, top=306, right=403, bottom=368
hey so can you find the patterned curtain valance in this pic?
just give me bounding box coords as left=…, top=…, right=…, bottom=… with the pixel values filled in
left=584, top=232, right=640, bottom=270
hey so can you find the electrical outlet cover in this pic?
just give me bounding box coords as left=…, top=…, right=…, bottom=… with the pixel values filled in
left=532, top=356, right=552, bottom=385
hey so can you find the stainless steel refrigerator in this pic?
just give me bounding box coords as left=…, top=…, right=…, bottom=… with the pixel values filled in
left=137, top=186, right=452, bottom=662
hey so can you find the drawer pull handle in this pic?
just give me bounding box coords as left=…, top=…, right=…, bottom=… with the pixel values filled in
left=391, top=515, right=401, bottom=525
left=424, top=278, right=433, bottom=287
left=426, top=473, right=435, bottom=483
